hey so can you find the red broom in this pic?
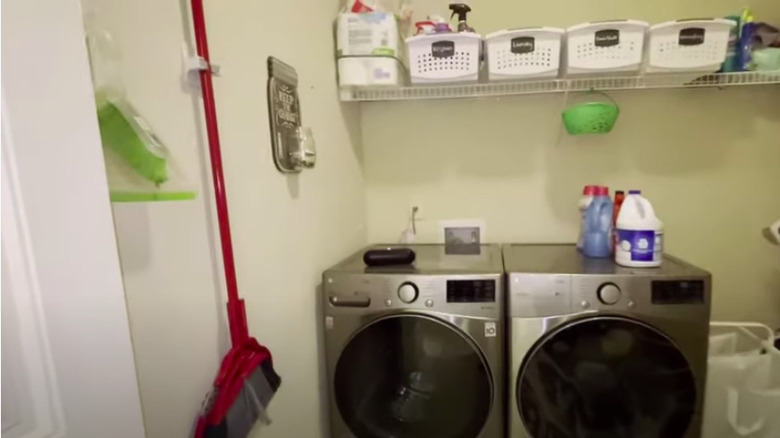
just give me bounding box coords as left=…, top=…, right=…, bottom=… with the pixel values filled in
left=190, top=0, right=280, bottom=436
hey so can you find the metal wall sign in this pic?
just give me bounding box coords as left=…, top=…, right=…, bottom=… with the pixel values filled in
left=267, top=57, right=316, bottom=173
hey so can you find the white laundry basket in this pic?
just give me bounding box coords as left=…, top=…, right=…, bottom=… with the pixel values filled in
left=406, top=33, right=482, bottom=84
left=565, top=20, right=649, bottom=75
left=484, top=27, right=564, bottom=81
left=705, top=322, right=780, bottom=438
left=646, top=19, right=736, bottom=73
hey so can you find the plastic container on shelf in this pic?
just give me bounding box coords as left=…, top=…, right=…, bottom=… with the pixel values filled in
left=646, top=19, right=736, bottom=73
left=564, top=20, right=649, bottom=75
left=337, top=12, right=403, bottom=86
left=615, top=191, right=664, bottom=267
left=484, top=27, right=564, bottom=81
left=406, top=32, right=482, bottom=84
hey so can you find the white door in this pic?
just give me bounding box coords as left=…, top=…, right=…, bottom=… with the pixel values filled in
left=1, top=0, right=147, bottom=436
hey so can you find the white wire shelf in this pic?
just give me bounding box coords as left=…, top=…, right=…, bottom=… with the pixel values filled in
left=339, top=71, right=780, bottom=102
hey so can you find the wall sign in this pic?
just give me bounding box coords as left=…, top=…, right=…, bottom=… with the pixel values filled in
left=267, top=57, right=315, bottom=173
left=679, top=28, right=706, bottom=46
left=432, top=41, right=455, bottom=58
left=595, top=29, right=620, bottom=47
left=511, top=37, right=535, bottom=54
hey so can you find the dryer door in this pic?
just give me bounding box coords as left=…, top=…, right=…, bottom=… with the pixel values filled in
left=517, top=316, right=697, bottom=438
left=335, top=314, right=492, bottom=438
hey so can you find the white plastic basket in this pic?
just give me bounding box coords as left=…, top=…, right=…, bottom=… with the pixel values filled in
left=565, top=20, right=649, bottom=75
left=405, top=33, right=482, bottom=84
left=705, top=322, right=780, bottom=438
left=646, top=19, right=736, bottom=73
left=485, top=27, right=564, bottom=81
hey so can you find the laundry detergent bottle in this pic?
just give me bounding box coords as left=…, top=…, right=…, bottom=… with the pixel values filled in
left=582, top=186, right=614, bottom=258
left=615, top=191, right=664, bottom=267
left=577, top=185, right=598, bottom=250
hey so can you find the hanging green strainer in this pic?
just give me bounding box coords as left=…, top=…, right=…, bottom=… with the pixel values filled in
left=562, top=91, right=620, bottom=135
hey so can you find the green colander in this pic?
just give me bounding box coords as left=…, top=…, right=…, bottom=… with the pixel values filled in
left=562, top=91, right=620, bottom=135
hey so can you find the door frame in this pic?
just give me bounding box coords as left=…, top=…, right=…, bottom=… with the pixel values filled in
left=1, top=0, right=147, bottom=435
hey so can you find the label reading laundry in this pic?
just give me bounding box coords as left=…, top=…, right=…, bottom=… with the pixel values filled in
left=617, top=229, right=660, bottom=262
left=510, top=37, right=535, bottom=54
left=679, top=27, right=706, bottom=46
left=431, top=41, right=455, bottom=58
left=594, top=29, right=620, bottom=47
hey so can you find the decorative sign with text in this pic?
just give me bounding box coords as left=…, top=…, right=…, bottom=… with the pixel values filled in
left=267, top=57, right=303, bottom=173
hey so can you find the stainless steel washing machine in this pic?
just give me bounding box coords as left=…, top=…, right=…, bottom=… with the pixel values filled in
left=323, top=244, right=505, bottom=438
left=505, top=244, right=711, bottom=438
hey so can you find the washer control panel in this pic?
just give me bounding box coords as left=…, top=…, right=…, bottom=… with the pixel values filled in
left=510, top=272, right=713, bottom=316
left=510, top=275, right=640, bottom=317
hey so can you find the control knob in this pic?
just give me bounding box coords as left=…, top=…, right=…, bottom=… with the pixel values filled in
left=398, top=283, right=419, bottom=304
left=598, top=283, right=622, bottom=305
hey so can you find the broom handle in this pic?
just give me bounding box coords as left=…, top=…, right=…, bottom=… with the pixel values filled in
left=190, top=0, right=247, bottom=346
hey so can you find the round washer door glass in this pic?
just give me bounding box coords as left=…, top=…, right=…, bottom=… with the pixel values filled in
left=335, top=314, right=492, bottom=438
left=517, top=316, right=697, bottom=438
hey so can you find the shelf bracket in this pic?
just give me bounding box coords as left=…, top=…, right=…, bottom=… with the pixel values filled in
left=183, top=46, right=221, bottom=86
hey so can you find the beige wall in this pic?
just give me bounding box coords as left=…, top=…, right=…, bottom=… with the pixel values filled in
left=84, top=0, right=366, bottom=437
left=362, top=0, right=780, bottom=329
left=82, top=0, right=779, bottom=436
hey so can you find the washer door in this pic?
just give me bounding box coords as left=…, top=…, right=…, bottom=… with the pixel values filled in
left=517, top=316, right=697, bottom=438
left=335, top=314, right=492, bottom=438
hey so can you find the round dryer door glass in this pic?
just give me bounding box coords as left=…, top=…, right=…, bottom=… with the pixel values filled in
left=335, top=314, right=492, bottom=438
left=517, top=316, right=697, bottom=438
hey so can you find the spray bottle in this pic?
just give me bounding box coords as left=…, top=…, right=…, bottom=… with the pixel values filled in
left=449, top=3, right=474, bottom=33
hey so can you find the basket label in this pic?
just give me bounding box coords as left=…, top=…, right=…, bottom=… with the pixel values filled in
left=431, top=40, right=455, bottom=58
left=510, top=36, right=535, bottom=54
left=594, top=29, right=620, bottom=47
left=679, top=27, right=706, bottom=46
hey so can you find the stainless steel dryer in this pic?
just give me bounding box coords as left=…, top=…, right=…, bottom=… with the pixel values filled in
left=505, top=244, right=711, bottom=438
left=323, top=244, right=505, bottom=438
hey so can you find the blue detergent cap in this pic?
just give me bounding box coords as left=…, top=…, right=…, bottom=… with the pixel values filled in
left=628, top=190, right=641, bottom=195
